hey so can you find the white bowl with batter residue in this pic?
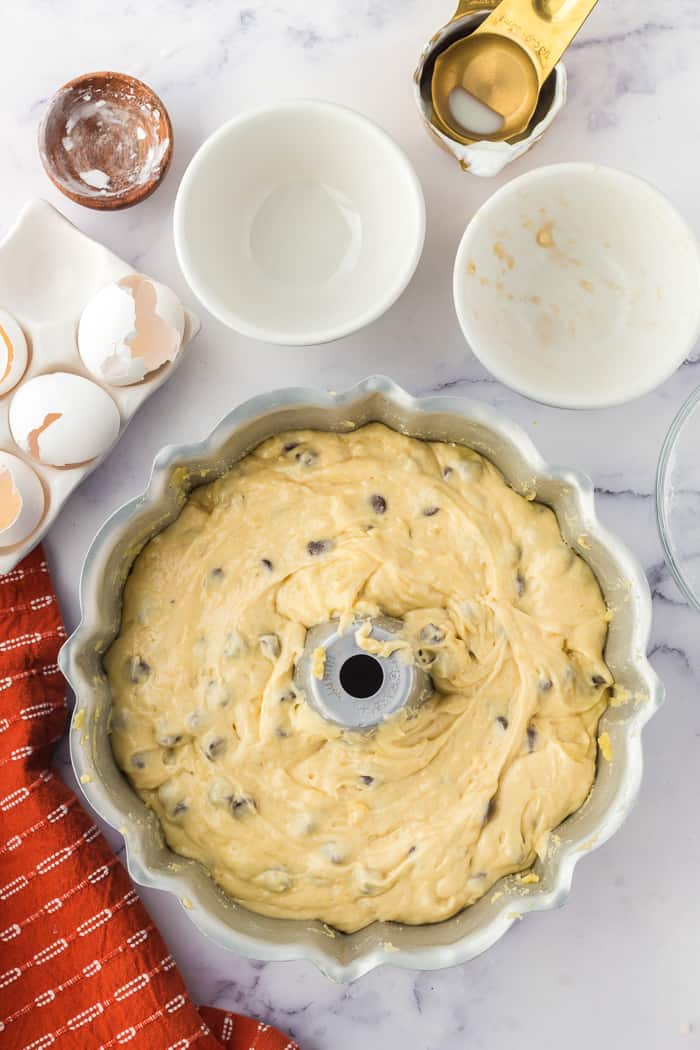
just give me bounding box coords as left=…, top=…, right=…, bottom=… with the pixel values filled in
left=454, top=163, right=700, bottom=408
left=60, top=376, right=662, bottom=981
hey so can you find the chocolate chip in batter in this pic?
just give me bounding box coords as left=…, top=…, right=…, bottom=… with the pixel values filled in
left=130, top=752, right=148, bottom=770
left=422, top=505, right=440, bottom=517
left=527, top=725, right=537, bottom=751
left=370, top=494, right=387, bottom=514
left=564, top=662, right=577, bottom=683
left=278, top=686, right=297, bottom=704
left=126, top=657, right=151, bottom=684
left=359, top=775, right=375, bottom=786
left=591, top=674, right=607, bottom=687
left=295, top=448, right=318, bottom=466
left=515, top=571, right=527, bottom=597
left=231, top=794, right=257, bottom=818
left=255, top=867, right=292, bottom=893
left=420, top=623, right=445, bottom=645
left=205, top=680, right=231, bottom=708
left=416, top=648, right=437, bottom=668
left=539, top=677, right=553, bottom=692
left=484, top=796, right=497, bottom=823
left=202, top=736, right=227, bottom=761
left=282, top=441, right=299, bottom=453
left=496, top=715, right=509, bottom=730
left=259, top=633, right=281, bottom=660
left=358, top=871, right=384, bottom=895
left=186, top=709, right=207, bottom=732
left=291, top=812, right=316, bottom=836
left=442, top=466, right=454, bottom=479
left=223, top=630, right=247, bottom=658
left=261, top=558, right=274, bottom=571
left=209, top=567, right=225, bottom=582
left=407, top=845, right=417, bottom=856
left=320, top=842, right=347, bottom=865
left=172, top=800, right=188, bottom=817
left=307, top=539, right=332, bottom=556
left=157, top=731, right=183, bottom=748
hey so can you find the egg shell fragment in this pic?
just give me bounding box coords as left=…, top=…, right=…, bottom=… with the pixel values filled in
left=0, top=309, right=29, bottom=396
left=9, top=372, right=121, bottom=467
left=78, top=274, right=185, bottom=386
left=0, top=451, right=45, bottom=547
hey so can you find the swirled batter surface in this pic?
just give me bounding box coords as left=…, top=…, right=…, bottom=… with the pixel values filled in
left=107, top=424, right=611, bottom=932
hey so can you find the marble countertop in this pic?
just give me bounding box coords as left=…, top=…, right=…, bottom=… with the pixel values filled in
left=3, top=1, right=700, bottom=1046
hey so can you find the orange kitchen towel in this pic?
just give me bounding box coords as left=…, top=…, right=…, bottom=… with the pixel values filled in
left=0, top=547, right=299, bottom=1050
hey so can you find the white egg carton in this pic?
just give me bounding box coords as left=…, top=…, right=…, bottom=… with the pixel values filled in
left=0, top=198, right=200, bottom=574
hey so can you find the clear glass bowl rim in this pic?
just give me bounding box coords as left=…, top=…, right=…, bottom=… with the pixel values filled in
left=656, top=383, right=700, bottom=612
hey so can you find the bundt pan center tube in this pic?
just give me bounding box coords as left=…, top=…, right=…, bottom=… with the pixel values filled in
left=295, top=615, right=432, bottom=729
left=60, top=376, right=663, bottom=981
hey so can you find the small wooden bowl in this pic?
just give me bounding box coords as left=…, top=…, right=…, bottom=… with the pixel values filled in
left=38, top=71, right=173, bottom=211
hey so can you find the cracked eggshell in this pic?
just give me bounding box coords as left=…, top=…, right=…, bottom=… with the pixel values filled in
left=0, top=451, right=45, bottom=547
left=0, top=309, right=29, bottom=395
left=78, top=274, right=185, bottom=386
left=9, top=372, right=121, bottom=467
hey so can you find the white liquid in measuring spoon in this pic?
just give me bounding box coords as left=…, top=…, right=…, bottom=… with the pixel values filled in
left=448, top=87, right=504, bottom=137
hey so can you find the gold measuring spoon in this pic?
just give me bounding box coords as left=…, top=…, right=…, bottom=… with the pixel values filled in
left=431, top=0, right=598, bottom=143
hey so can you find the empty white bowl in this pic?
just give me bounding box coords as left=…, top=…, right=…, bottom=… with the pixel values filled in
left=453, top=163, right=700, bottom=408
left=174, top=100, right=426, bottom=345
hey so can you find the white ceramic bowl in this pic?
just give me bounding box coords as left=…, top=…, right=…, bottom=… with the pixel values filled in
left=174, top=100, right=426, bottom=345
left=453, top=163, right=700, bottom=408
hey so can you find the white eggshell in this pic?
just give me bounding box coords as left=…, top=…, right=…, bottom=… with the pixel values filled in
left=9, top=372, right=121, bottom=467
left=78, top=274, right=185, bottom=386
left=0, top=309, right=29, bottom=396
left=0, top=451, right=45, bottom=547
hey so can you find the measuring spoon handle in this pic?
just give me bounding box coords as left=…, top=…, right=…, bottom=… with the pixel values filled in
left=471, top=0, right=598, bottom=84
